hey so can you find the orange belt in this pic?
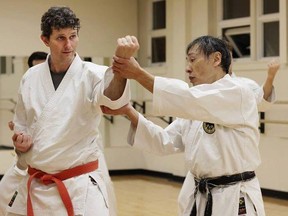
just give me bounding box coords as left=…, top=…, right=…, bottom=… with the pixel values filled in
left=27, top=160, right=99, bottom=216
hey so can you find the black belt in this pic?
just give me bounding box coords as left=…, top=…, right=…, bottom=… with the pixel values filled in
left=190, top=171, right=255, bottom=216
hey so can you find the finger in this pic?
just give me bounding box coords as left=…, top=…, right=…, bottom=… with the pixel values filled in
left=125, top=35, right=132, bottom=45
left=16, top=134, right=24, bottom=143
left=12, top=133, right=18, bottom=142
left=22, top=135, right=30, bottom=145
left=131, top=36, right=139, bottom=47
left=119, top=37, right=126, bottom=45
left=113, top=56, right=126, bottom=64
left=24, top=136, right=33, bottom=150
left=117, top=38, right=125, bottom=45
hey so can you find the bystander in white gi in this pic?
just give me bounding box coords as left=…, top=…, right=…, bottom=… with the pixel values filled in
left=0, top=51, right=48, bottom=216
left=225, top=40, right=280, bottom=111
left=4, top=6, right=138, bottom=216
left=101, top=35, right=266, bottom=216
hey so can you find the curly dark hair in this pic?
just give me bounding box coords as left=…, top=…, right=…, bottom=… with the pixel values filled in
left=186, top=35, right=231, bottom=74
left=41, top=6, right=80, bottom=38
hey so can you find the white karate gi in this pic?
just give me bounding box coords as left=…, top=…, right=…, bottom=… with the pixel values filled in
left=127, top=75, right=265, bottom=216
left=231, top=73, right=276, bottom=111
left=5, top=54, right=129, bottom=216
left=0, top=162, right=26, bottom=216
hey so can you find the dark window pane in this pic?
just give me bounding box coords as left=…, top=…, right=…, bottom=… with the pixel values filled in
left=153, top=0, right=166, bottom=29
left=83, top=57, right=92, bottom=62
left=223, top=0, right=250, bottom=19
left=263, top=0, right=279, bottom=14
left=152, top=37, right=166, bottom=63
left=264, top=22, right=279, bottom=57
left=223, top=26, right=250, bottom=58
left=0, top=57, right=6, bottom=74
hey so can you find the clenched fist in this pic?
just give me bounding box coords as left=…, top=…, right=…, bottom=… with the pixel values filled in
left=12, top=132, right=33, bottom=153
left=115, top=35, right=139, bottom=59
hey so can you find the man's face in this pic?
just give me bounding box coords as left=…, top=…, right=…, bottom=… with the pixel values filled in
left=42, top=27, right=79, bottom=65
left=185, top=45, right=218, bottom=86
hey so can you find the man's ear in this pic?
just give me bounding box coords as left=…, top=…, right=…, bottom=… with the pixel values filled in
left=41, top=35, right=49, bottom=47
left=212, top=51, right=222, bottom=67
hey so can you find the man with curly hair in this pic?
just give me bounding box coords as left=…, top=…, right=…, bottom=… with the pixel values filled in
left=5, top=6, right=138, bottom=216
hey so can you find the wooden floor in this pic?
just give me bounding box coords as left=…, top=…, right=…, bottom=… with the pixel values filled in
left=112, top=175, right=288, bottom=216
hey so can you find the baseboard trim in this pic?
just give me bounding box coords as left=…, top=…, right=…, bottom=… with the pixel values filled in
left=261, top=188, right=288, bottom=200
left=110, top=169, right=185, bottom=183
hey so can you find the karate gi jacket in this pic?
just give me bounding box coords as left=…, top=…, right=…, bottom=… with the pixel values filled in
left=127, top=75, right=265, bottom=216
left=7, top=53, right=130, bottom=215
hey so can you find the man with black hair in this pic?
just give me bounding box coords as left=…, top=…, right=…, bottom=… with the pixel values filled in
left=27, top=51, right=48, bottom=68
left=102, top=35, right=265, bottom=215
left=0, top=51, right=47, bottom=216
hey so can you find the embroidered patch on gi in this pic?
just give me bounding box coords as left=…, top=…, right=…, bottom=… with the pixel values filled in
left=8, top=191, right=18, bottom=207
left=203, top=122, right=215, bottom=134
left=238, top=197, right=247, bottom=215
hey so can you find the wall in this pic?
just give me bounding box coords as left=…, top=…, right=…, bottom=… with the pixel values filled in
left=0, top=0, right=138, bottom=57
left=0, top=0, right=288, bottom=194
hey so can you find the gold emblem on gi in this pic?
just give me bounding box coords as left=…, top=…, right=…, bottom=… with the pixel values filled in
left=203, top=122, right=215, bottom=134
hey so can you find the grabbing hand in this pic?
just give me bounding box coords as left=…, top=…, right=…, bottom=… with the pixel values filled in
left=12, top=132, right=33, bottom=153
left=112, top=56, right=141, bottom=80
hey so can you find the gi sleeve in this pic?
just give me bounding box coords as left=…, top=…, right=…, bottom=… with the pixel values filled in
left=97, top=67, right=131, bottom=109
left=128, top=114, right=185, bottom=156
left=152, top=75, right=258, bottom=127
left=257, top=85, right=276, bottom=112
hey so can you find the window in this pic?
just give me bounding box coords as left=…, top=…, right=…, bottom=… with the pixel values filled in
left=152, top=37, right=166, bottom=63
left=219, top=0, right=280, bottom=59
left=223, top=26, right=250, bottom=58
left=150, top=0, right=166, bottom=65
left=260, top=0, right=280, bottom=57
left=153, top=0, right=166, bottom=29
left=223, top=0, right=250, bottom=19
left=263, top=0, right=279, bottom=14
left=263, top=21, right=279, bottom=57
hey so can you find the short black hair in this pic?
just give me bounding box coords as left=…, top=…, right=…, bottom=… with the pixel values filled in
left=186, top=35, right=231, bottom=74
left=27, top=51, right=48, bottom=68
left=41, top=6, right=80, bottom=38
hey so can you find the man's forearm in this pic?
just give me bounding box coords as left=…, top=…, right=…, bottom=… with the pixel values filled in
left=104, top=74, right=127, bottom=100
left=263, top=76, right=274, bottom=100
left=135, top=67, right=155, bottom=93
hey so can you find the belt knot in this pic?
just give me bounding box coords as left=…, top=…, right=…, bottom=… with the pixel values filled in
left=40, top=174, right=55, bottom=185
left=27, top=160, right=99, bottom=216
left=191, top=171, right=256, bottom=216
left=198, top=179, right=208, bottom=193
